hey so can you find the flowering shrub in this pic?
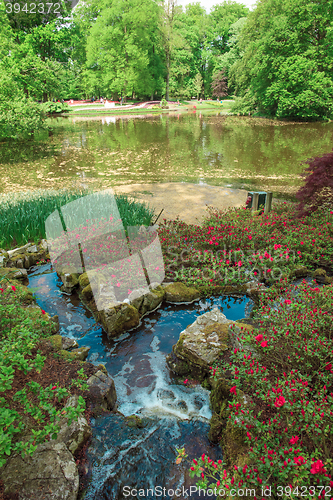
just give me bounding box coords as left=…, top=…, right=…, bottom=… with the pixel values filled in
left=189, top=281, right=333, bottom=497
left=158, top=203, right=333, bottom=291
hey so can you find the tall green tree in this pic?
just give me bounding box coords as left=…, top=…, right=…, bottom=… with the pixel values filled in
left=86, top=0, right=163, bottom=100
left=232, top=0, right=333, bottom=119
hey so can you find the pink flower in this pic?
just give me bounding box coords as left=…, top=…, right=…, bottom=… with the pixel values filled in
left=290, top=436, right=299, bottom=444
left=255, top=334, right=263, bottom=343
left=51, top=386, right=57, bottom=390
left=261, top=341, right=268, bottom=347
left=284, top=299, right=292, bottom=305
left=230, top=386, right=237, bottom=396
left=116, top=283, right=121, bottom=287
left=274, top=396, right=286, bottom=408
left=310, top=459, right=326, bottom=474
left=184, top=379, right=188, bottom=384
left=41, top=310, right=46, bottom=315
left=11, top=286, right=16, bottom=291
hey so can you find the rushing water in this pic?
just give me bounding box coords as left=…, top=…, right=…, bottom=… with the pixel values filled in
left=28, top=264, right=253, bottom=499
left=2, top=111, right=333, bottom=196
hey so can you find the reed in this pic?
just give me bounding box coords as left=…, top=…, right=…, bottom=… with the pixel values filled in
left=0, top=189, right=155, bottom=249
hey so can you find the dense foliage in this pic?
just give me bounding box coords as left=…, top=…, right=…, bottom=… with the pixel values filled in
left=231, top=0, right=333, bottom=119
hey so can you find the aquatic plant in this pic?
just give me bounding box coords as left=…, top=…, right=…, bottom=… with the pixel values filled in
left=0, top=189, right=155, bottom=249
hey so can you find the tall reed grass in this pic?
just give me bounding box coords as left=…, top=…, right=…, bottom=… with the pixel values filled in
left=0, top=189, right=155, bottom=249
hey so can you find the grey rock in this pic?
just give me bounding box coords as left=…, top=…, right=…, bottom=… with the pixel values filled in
left=167, top=308, right=232, bottom=380
left=53, top=395, right=91, bottom=455
left=15, top=258, right=24, bottom=269
left=62, top=337, right=79, bottom=350
left=0, top=441, right=79, bottom=500
left=164, top=282, right=200, bottom=303
left=7, top=243, right=31, bottom=258
left=41, top=239, right=49, bottom=252
left=87, top=369, right=117, bottom=412
left=13, top=268, right=28, bottom=279
left=99, top=303, right=140, bottom=338
left=69, top=346, right=90, bottom=361
left=27, top=245, right=38, bottom=253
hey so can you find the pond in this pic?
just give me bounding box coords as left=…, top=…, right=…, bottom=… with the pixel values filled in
left=1, top=111, right=333, bottom=197
left=28, top=263, right=254, bottom=499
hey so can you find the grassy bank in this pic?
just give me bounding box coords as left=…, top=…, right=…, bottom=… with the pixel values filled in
left=0, top=189, right=155, bottom=249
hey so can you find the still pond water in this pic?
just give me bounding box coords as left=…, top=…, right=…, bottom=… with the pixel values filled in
left=1, top=110, right=333, bottom=196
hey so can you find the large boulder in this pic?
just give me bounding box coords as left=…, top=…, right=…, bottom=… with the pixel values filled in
left=137, top=285, right=165, bottom=316
left=86, top=369, right=117, bottom=416
left=53, top=395, right=91, bottom=455
left=166, top=307, right=232, bottom=381
left=99, top=303, right=140, bottom=338
left=163, top=282, right=201, bottom=303
left=0, top=441, right=79, bottom=499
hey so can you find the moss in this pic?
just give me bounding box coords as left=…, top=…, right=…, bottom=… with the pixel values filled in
left=222, top=418, right=248, bottom=467
left=203, top=322, right=229, bottom=344
left=125, top=415, right=145, bottom=428
left=210, top=378, right=232, bottom=415
left=10, top=253, right=25, bottom=263
left=97, top=364, right=108, bottom=375
left=48, top=335, right=62, bottom=351
left=208, top=412, right=223, bottom=443
left=79, top=272, right=90, bottom=289
left=81, top=284, right=93, bottom=302
left=164, top=282, right=200, bottom=302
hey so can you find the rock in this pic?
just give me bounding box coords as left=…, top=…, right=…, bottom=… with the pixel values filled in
left=313, top=268, right=332, bottom=284
left=78, top=272, right=90, bottom=289
left=81, top=284, right=93, bottom=302
left=86, top=370, right=117, bottom=414
left=99, top=303, right=140, bottom=338
left=7, top=243, right=31, bottom=258
left=290, top=266, right=308, bottom=279
left=125, top=415, right=145, bottom=428
left=49, top=334, right=63, bottom=350
left=13, top=268, right=28, bottom=279
left=138, top=285, right=165, bottom=316
left=27, top=245, right=38, bottom=253
left=167, top=307, right=231, bottom=380
left=128, top=287, right=147, bottom=311
left=62, top=337, right=79, bottom=350
left=60, top=268, right=80, bottom=293
left=164, top=282, right=200, bottom=303
left=53, top=395, right=91, bottom=455
left=40, top=239, right=49, bottom=252
left=61, top=346, right=90, bottom=361
left=0, top=250, right=8, bottom=268
left=208, top=413, right=223, bottom=443
left=244, top=280, right=266, bottom=295
left=0, top=441, right=79, bottom=499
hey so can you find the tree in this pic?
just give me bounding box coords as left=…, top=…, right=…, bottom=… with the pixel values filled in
left=232, top=0, right=333, bottom=119
left=211, top=70, right=228, bottom=99
left=86, top=0, right=162, bottom=100
left=193, top=72, right=203, bottom=99
left=296, top=150, right=333, bottom=216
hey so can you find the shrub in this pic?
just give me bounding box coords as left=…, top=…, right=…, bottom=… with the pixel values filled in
left=295, top=150, right=333, bottom=217
left=42, top=101, right=70, bottom=114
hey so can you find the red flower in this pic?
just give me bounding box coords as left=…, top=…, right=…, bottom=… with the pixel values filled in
left=261, top=341, right=268, bottom=347
left=310, top=460, right=326, bottom=475
left=290, top=436, right=299, bottom=444
left=230, top=386, right=237, bottom=396
left=41, top=310, right=46, bottom=315
left=255, top=334, right=263, bottom=342
left=51, top=386, right=57, bottom=390
left=0, top=288, right=3, bottom=293
left=274, top=396, right=286, bottom=408
left=184, top=379, right=188, bottom=384
left=294, top=456, right=307, bottom=465
left=11, top=286, right=16, bottom=291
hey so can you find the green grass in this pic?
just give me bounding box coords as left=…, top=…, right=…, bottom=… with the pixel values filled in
left=0, top=189, right=155, bottom=249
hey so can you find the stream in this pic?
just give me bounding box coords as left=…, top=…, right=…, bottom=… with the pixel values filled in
left=28, top=264, right=253, bottom=499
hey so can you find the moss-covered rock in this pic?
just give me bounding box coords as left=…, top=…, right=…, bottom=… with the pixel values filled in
left=78, top=272, right=90, bottom=289
left=49, top=335, right=63, bottom=351
left=125, top=415, right=145, bottom=428
left=289, top=266, right=308, bottom=279
left=210, top=378, right=232, bottom=415
left=313, top=268, right=332, bottom=284
left=60, top=346, right=90, bottom=361
left=167, top=308, right=232, bottom=381
left=208, top=412, right=223, bottom=443
left=81, top=284, right=93, bottom=302
left=99, top=303, right=140, bottom=338
left=222, top=418, right=248, bottom=467
left=164, top=282, right=201, bottom=303
left=139, top=285, right=165, bottom=315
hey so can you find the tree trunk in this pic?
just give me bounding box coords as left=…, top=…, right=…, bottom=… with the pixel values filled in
left=166, top=49, right=170, bottom=101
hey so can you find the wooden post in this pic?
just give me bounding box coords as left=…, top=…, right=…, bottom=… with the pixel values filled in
left=264, top=192, right=273, bottom=214
left=252, top=192, right=259, bottom=212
